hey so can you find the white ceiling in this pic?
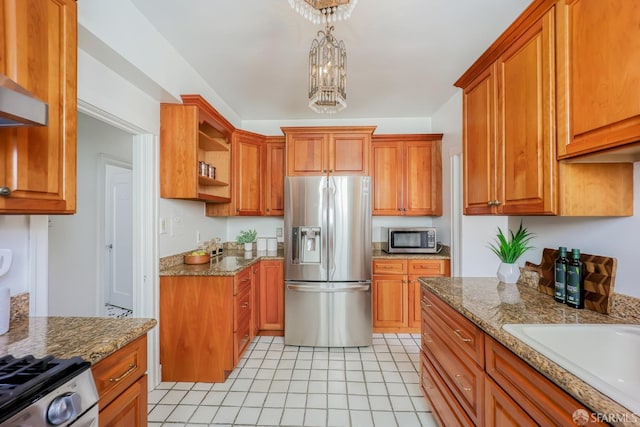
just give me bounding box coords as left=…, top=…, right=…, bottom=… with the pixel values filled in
left=129, top=0, right=530, bottom=121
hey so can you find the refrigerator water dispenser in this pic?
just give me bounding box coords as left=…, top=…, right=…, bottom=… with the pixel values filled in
left=292, top=226, right=321, bottom=264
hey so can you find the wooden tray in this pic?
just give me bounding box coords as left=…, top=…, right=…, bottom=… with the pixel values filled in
left=524, top=248, right=616, bottom=314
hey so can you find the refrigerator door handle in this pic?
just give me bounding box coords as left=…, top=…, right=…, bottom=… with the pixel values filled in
left=286, top=283, right=370, bottom=293
left=327, top=176, right=336, bottom=278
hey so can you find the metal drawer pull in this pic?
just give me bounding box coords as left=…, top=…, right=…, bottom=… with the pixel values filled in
left=422, top=332, right=433, bottom=343
left=454, top=374, right=472, bottom=392
left=109, top=363, right=137, bottom=383
left=241, top=302, right=249, bottom=308
left=453, top=329, right=471, bottom=342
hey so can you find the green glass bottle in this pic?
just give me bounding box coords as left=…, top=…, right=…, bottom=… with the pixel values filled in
left=566, top=248, right=584, bottom=309
left=554, top=247, right=568, bottom=303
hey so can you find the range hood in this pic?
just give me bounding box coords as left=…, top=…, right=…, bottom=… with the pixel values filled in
left=0, top=73, right=48, bottom=127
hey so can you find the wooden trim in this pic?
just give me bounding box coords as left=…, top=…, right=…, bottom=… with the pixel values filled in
left=455, top=0, right=557, bottom=89
left=372, top=133, right=444, bottom=143
left=281, top=125, right=377, bottom=135
left=180, top=94, right=235, bottom=139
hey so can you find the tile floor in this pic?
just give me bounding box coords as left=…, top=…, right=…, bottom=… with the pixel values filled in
left=148, top=333, right=436, bottom=427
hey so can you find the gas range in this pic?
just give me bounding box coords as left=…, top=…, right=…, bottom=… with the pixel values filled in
left=0, top=354, right=99, bottom=426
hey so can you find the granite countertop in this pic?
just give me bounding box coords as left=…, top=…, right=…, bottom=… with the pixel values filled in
left=419, top=277, right=638, bottom=424
left=372, top=247, right=450, bottom=260
left=0, top=316, right=157, bottom=364
left=160, top=249, right=284, bottom=276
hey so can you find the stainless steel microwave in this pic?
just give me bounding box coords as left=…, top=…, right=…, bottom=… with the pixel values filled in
left=381, top=227, right=439, bottom=254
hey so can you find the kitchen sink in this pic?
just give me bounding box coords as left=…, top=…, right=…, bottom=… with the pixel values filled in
left=502, top=323, right=640, bottom=414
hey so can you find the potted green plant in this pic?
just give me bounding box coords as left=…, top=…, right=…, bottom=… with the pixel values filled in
left=237, top=229, right=257, bottom=251
left=488, top=221, right=535, bottom=283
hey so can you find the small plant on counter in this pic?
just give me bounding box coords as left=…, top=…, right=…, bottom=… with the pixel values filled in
left=236, top=229, right=257, bottom=244
left=488, top=221, right=535, bottom=263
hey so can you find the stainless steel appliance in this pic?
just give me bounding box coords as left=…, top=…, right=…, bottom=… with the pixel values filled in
left=0, top=354, right=99, bottom=426
left=381, top=227, right=441, bottom=254
left=0, top=73, right=48, bottom=127
left=285, top=175, right=372, bottom=347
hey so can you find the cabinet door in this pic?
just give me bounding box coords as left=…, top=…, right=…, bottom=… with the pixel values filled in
left=403, top=140, right=442, bottom=215
left=371, top=140, right=403, bottom=215
left=497, top=11, right=556, bottom=215
left=329, top=132, right=370, bottom=175
left=286, top=132, right=327, bottom=175
left=463, top=65, right=497, bottom=215
left=99, top=375, right=147, bottom=427
left=265, top=138, right=285, bottom=216
left=259, top=260, right=284, bottom=331
left=557, top=0, right=640, bottom=157
left=233, top=131, right=264, bottom=215
left=0, top=0, right=77, bottom=214
left=372, top=275, right=408, bottom=329
left=485, top=377, right=537, bottom=427
left=408, top=276, right=422, bottom=328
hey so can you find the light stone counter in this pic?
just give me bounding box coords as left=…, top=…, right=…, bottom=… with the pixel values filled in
left=160, top=249, right=284, bottom=277
left=420, top=277, right=640, bottom=425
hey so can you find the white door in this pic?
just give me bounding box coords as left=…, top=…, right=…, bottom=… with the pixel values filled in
left=105, top=164, right=133, bottom=310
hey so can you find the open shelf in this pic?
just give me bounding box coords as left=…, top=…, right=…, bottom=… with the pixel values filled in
left=198, top=175, right=229, bottom=187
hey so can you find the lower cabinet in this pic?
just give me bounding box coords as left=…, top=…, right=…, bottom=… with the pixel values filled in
left=160, top=266, right=255, bottom=382
left=421, top=289, right=607, bottom=426
left=259, top=260, right=285, bottom=332
left=92, top=335, right=148, bottom=427
left=373, top=258, right=449, bottom=333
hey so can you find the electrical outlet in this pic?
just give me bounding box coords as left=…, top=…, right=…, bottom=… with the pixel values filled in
left=276, top=227, right=283, bottom=237
left=196, top=231, right=201, bottom=244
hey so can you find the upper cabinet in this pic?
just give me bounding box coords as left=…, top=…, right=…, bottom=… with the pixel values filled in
left=456, top=0, right=633, bottom=216
left=160, top=95, right=233, bottom=202
left=0, top=0, right=77, bottom=214
left=282, top=126, right=375, bottom=176
left=264, top=136, right=285, bottom=216
left=556, top=0, right=640, bottom=158
left=206, top=129, right=265, bottom=217
left=371, top=134, right=442, bottom=216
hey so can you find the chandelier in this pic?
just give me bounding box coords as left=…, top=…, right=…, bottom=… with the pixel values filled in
left=308, top=24, right=347, bottom=114
left=288, top=0, right=358, bottom=24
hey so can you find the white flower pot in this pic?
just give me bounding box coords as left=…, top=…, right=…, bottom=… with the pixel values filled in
left=497, top=262, right=520, bottom=284
left=244, top=242, right=253, bottom=251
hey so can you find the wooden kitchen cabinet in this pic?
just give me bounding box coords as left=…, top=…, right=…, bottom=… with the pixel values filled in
left=556, top=0, right=640, bottom=158
left=457, top=0, right=633, bottom=216
left=264, top=137, right=285, bottom=216
left=420, top=288, right=607, bottom=426
left=259, top=259, right=285, bottom=332
left=160, top=266, right=257, bottom=382
left=0, top=0, right=77, bottom=214
left=92, top=335, right=148, bottom=427
left=371, top=134, right=443, bottom=216
left=282, top=126, right=375, bottom=176
left=206, top=129, right=265, bottom=216
left=160, top=95, right=233, bottom=202
left=373, top=258, right=449, bottom=332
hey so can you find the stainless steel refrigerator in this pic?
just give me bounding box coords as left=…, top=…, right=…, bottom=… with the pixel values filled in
left=284, top=175, right=372, bottom=347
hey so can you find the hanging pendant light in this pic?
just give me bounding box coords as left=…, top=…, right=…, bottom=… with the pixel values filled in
left=288, top=0, right=358, bottom=25
left=308, top=24, right=347, bottom=114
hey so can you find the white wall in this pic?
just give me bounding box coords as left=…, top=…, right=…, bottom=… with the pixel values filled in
left=432, top=91, right=640, bottom=297
left=47, top=114, right=133, bottom=316
left=0, top=216, right=30, bottom=296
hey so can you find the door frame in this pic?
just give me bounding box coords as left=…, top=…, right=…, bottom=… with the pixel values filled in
left=98, top=155, right=133, bottom=313
left=36, top=99, right=160, bottom=387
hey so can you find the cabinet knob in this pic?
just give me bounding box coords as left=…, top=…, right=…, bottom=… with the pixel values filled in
left=0, top=187, right=10, bottom=197
left=323, top=169, right=327, bottom=173
left=266, top=208, right=270, bottom=212
left=329, top=169, right=333, bottom=173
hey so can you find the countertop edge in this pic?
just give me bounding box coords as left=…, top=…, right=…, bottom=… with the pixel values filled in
left=419, top=278, right=638, bottom=423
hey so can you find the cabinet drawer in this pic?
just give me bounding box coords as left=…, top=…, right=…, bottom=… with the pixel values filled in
left=420, top=351, right=474, bottom=427
left=373, top=259, right=407, bottom=275
left=235, top=268, right=252, bottom=294
left=234, top=286, right=252, bottom=331
left=485, top=336, right=607, bottom=426
left=92, top=335, right=147, bottom=410
left=422, top=311, right=484, bottom=424
left=408, top=259, right=448, bottom=276
left=422, top=289, right=484, bottom=366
